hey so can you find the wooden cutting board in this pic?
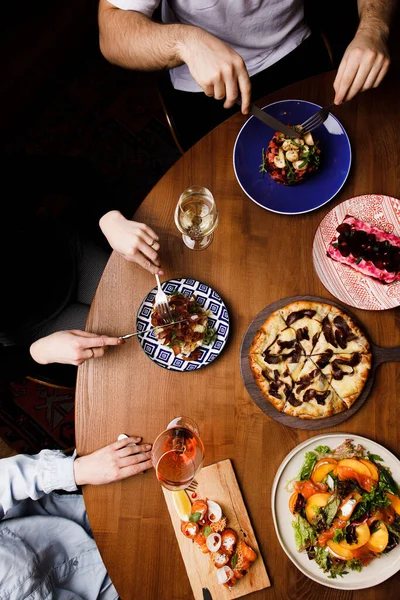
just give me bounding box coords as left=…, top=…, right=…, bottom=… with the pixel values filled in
left=240, top=295, right=400, bottom=431
left=162, top=459, right=270, bottom=600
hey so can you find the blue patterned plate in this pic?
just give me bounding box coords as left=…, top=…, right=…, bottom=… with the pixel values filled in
left=233, top=99, right=352, bottom=215
left=136, top=277, right=230, bottom=371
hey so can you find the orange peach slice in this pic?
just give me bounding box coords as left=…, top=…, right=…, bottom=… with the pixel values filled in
left=359, top=459, right=379, bottom=481
left=339, top=523, right=370, bottom=550
left=337, top=459, right=371, bottom=477
left=305, top=493, right=331, bottom=525
left=311, top=459, right=338, bottom=483
left=366, top=522, right=389, bottom=553
left=386, top=492, right=400, bottom=515
left=326, top=539, right=353, bottom=560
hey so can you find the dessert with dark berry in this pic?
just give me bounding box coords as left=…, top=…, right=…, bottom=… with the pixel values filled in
left=327, top=215, right=400, bottom=283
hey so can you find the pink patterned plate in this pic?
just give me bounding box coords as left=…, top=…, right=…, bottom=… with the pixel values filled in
left=313, top=194, right=400, bottom=310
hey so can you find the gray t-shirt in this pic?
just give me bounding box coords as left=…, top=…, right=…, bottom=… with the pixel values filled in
left=106, top=0, right=311, bottom=91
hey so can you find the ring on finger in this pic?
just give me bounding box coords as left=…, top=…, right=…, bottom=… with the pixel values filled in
left=89, top=348, right=94, bottom=358
left=150, top=239, right=156, bottom=248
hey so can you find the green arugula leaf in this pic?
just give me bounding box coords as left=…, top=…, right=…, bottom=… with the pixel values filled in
left=314, top=445, right=331, bottom=455
left=323, top=494, right=340, bottom=528
left=367, top=453, right=384, bottom=462
left=346, top=558, right=363, bottom=572
left=259, top=148, right=268, bottom=174
left=203, top=327, right=216, bottom=346
left=202, top=525, right=212, bottom=537
left=189, top=512, right=201, bottom=523
left=385, top=517, right=400, bottom=544
left=352, top=482, right=391, bottom=520
left=376, top=463, right=400, bottom=495
left=314, top=546, right=330, bottom=572
left=333, top=528, right=345, bottom=543
left=292, top=515, right=316, bottom=551
left=298, top=451, right=318, bottom=481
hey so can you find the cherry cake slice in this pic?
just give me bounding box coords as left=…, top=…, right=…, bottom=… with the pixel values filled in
left=327, top=214, right=400, bottom=284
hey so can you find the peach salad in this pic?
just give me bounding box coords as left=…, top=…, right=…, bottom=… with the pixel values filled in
left=288, top=439, right=400, bottom=578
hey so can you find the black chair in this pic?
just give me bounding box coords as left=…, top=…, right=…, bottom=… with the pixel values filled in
left=1, top=344, right=76, bottom=390
left=26, top=363, right=77, bottom=390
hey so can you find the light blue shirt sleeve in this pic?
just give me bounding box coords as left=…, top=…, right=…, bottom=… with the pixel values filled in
left=0, top=451, right=118, bottom=599
left=0, top=449, right=78, bottom=519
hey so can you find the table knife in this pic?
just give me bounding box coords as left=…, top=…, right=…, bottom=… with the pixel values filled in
left=236, top=99, right=298, bottom=137
left=202, top=588, right=213, bottom=600
left=119, top=319, right=188, bottom=340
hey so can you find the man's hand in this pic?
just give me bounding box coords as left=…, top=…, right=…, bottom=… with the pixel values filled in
left=98, top=5, right=251, bottom=112
left=334, top=29, right=390, bottom=104
left=30, top=330, right=124, bottom=366
left=73, top=436, right=153, bottom=486
left=178, top=28, right=252, bottom=114
left=100, top=210, right=163, bottom=275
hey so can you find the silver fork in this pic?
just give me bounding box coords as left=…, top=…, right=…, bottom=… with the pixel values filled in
left=154, top=274, right=173, bottom=323
left=299, top=103, right=335, bottom=135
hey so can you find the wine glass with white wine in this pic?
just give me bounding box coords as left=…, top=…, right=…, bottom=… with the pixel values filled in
left=174, top=185, right=219, bottom=250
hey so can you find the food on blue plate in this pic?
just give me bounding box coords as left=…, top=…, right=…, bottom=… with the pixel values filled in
left=248, top=301, right=371, bottom=418
left=287, top=439, right=400, bottom=578
left=151, top=290, right=215, bottom=359
left=180, top=497, right=257, bottom=588
left=327, top=215, right=400, bottom=284
left=259, top=129, right=321, bottom=185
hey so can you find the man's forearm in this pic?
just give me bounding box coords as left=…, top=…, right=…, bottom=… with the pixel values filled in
left=98, top=2, right=195, bottom=70
left=357, top=0, right=398, bottom=38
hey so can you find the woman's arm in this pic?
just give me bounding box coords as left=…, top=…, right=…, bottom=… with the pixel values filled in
left=0, top=450, right=77, bottom=519
left=0, top=437, right=152, bottom=519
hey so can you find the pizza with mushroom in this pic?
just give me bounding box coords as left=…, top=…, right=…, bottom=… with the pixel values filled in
left=248, top=301, right=372, bottom=419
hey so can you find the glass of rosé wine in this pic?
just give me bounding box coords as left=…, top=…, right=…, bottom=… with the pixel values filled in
left=152, top=417, right=205, bottom=491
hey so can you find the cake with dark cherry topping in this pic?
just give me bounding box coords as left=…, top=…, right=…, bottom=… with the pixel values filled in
left=327, top=215, right=400, bottom=283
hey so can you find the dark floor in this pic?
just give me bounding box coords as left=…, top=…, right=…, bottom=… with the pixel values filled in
left=1, top=1, right=181, bottom=224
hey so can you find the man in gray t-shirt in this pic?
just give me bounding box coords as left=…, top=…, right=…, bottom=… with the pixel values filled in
left=98, top=1, right=396, bottom=147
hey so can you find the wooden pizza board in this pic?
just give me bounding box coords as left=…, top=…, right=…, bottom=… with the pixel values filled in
left=240, top=295, right=400, bottom=431
left=162, top=459, right=271, bottom=599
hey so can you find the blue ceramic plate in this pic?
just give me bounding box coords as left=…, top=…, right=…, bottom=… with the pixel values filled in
left=233, top=99, right=352, bottom=215
left=136, top=277, right=230, bottom=371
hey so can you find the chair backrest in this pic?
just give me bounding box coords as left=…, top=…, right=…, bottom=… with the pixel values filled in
left=304, top=0, right=359, bottom=68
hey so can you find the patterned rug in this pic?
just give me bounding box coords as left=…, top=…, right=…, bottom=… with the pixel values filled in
left=0, top=379, right=75, bottom=454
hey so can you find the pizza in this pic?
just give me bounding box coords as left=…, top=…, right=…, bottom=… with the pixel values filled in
left=248, top=301, right=372, bottom=419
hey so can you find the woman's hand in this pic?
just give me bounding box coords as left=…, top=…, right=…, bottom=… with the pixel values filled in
left=30, top=330, right=124, bottom=366
left=73, top=435, right=153, bottom=485
left=100, top=210, right=163, bottom=275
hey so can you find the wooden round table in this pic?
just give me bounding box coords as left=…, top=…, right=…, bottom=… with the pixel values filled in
left=76, top=66, right=400, bottom=600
